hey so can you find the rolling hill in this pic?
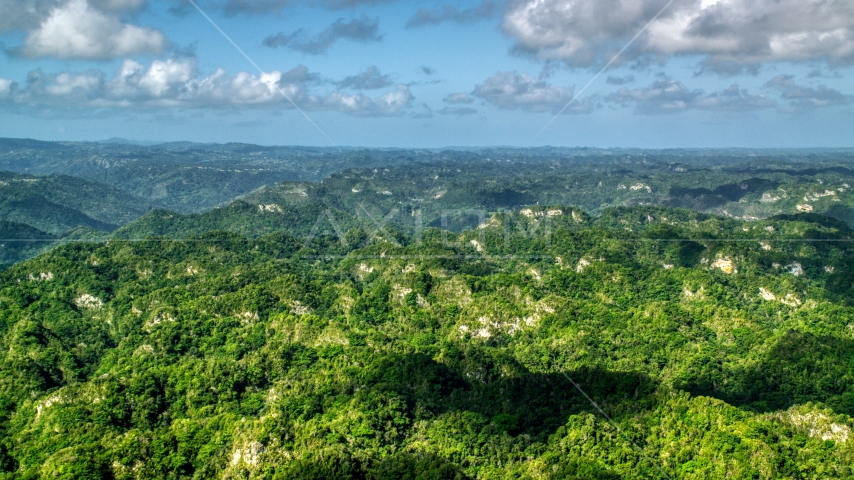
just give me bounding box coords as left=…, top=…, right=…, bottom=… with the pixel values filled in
left=0, top=205, right=852, bottom=478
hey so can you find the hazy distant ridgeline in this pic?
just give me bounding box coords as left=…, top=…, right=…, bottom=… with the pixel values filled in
left=0, top=171, right=151, bottom=234
left=1, top=138, right=852, bottom=215
left=3, top=138, right=854, bottom=267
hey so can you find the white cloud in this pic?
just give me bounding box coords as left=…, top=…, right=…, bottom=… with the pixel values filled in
left=1, top=58, right=414, bottom=117
left=0, top=79, right=14, bottom=98
left=0, top=0, right=63, bottom=33
left=503, top=0, right=854, bottom=68
left=221, top=0, right=394, bottom=15
left=406, top=0, right=498, bottom=28
left=767, top=75, right=854, bottom=113
left=323, top=85, right=413, bottom=116
left=89, top=0, right=146, bottom=12
left=606, top=77, right=776, bottom=114
left=472, top=71, right=594, bottom=113
left=20, top=0, right=167, bottom=59
left=337, top=66, right=392, bottom=90
left=443, top=92, right=474, bottom=104
left=262, top=17, right=382, bottom=55
left=43, top=71, right=103, bottom=97
left=606, top=75, right=635, bottom=85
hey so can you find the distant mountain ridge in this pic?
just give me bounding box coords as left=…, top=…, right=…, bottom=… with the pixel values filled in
left=0, top=171, right=152, bottom=234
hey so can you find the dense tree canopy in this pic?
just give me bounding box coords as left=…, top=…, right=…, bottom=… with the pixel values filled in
left=0, top=205, right=852, bottom=478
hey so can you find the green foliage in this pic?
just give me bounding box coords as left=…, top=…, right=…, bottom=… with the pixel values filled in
left=0, top=205, right=853, bottom=478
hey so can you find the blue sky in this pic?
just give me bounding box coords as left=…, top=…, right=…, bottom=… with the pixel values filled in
left=0, top=0, right=852, bottom=148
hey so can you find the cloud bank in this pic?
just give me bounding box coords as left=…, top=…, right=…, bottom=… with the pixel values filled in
left=606, top=77, right=776, bottom=114
left=503, top=0, right=854, bottom=69
left=0, top=58, right=414, bottom=117
left=263, top=16, right=381, bottom=54
left=472, top=71, right=594, bottom=114
left=337, top=66, right=392, bottom=90
left=8, top=0, right=167, bottom=59
left=767, top=75, right=854, bottom=113
left=407, top=1, right=498, bottom=28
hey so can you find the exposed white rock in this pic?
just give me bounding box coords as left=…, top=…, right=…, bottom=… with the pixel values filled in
left=258, top=204, right=283, bottom=213
left=804, top=190, right=837, bottom=202
left=774, top=409, right=850, bottom=443
left=238, top=311, right=259, bottom=323
left=759, top=288, right=777, bottom=301
left=231, top=442, right=265, bottom=467
left=780, top=294, right=802, bottom=307
left=144, top=312, right=175, bottom=330
left=285, top=187, right=308, bottom=197
left=630, top=183, right=652, bottom=193
left=36, top=393, right=64, bottom=418
left=133, top=344, right=155, bottom=356
left=75, top=294, right=103, bottom=310
left=393, top=285, right=413, bottom=300
left=28, top=272, right=54, bottom=282
left=477, top=217, right=501, bottom=229
left=787, top=263, right=804, bottom=276
left=290, top=301, right=311, bottom=315
left=469, top=239, right=484, bottom=252
left=712, top=256, right=736, bottom=274
left=761, top=193, right=780, bottom=203
left=797, top=204, right=814, bottom=212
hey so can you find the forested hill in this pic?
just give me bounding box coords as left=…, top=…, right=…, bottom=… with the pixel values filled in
left=1, top=205, right=853, bottom=478
left=0, top=172, right=152, bottom=234
left=4, top=142, right=854, bottom=268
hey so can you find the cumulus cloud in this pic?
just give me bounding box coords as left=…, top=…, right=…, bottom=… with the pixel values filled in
left=407, top=0, right=498, bottom=28
left=18, top=0, right=167, bottom=59
left=0, top=79, right=13, bottom=99
left=767, top=75, right=854, bottom=113
left=0, top=0, right=64, bottom=33
left=472, top=71, right=594, bottom=114
left=0, top=58, right=414, bottom=117
left=606, top=77, right=776, bottom=114
left=439, top=106, right=478, bottom=115
left=606, top=75, right=635, bottom=85
left=443, top=92, right=474, bottom=104
left=263, top=16, right=381, bottom=54
left=89, top=0, right=146, bottom=12
left=503, top=0, right=854, bottom=69
left=323, top=85, right=413, bottom=116
left=337, top=66, right=392, bottom=90
left=221, top=0, right=393, bottom=15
